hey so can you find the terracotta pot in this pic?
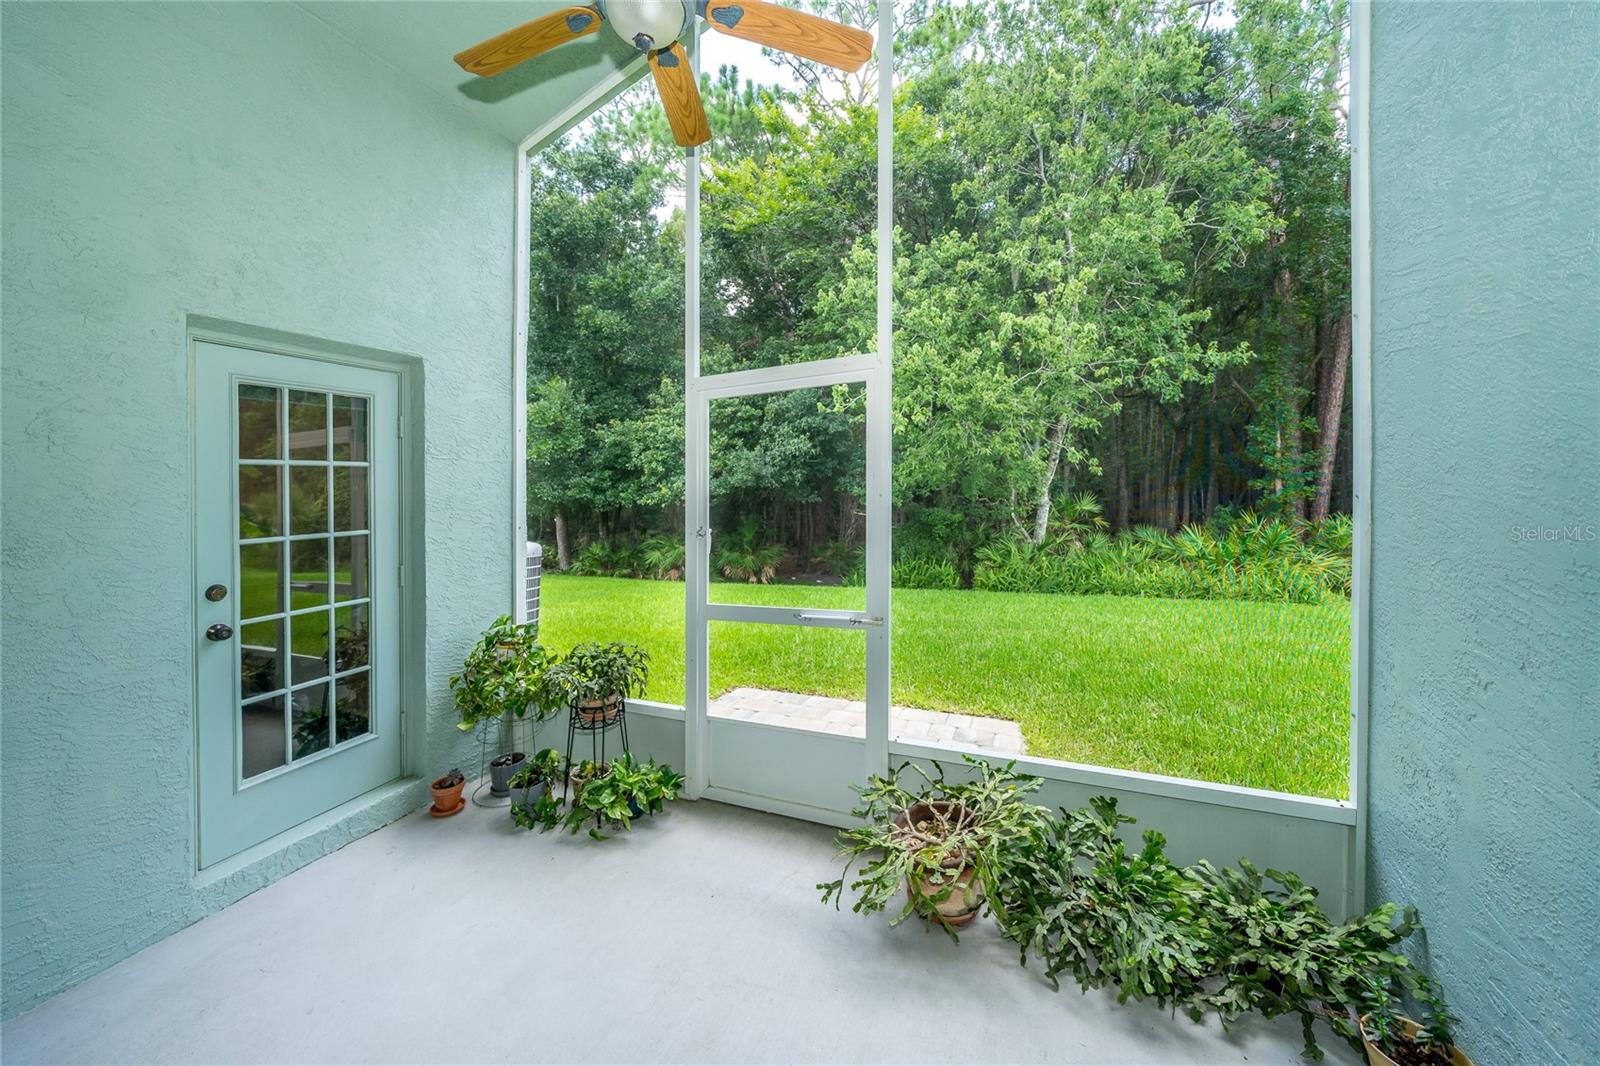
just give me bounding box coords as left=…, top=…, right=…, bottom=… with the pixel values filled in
left=429, top=776, right=465, bottom=817
left=1360, top=1016, right=1473, bottom=1066
left=577, top=694, right=622, bottom=725
left=892, top=801, right=983, bottom=927
left=488, top=751, right=526, bottom=797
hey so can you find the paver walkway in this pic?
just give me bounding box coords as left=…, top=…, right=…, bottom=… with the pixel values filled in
left=708, top=687, right=1026, bottom=754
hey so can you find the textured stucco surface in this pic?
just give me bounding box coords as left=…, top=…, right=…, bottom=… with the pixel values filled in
left=2, top=2, right=518, bottom=1018
left=1366, top=3, right=1599, bottom=1063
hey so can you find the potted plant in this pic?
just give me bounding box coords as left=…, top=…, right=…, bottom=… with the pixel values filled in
left=818, top=756, right=1051, bottom=937
left=429, top=768, right=465, bottom=817
left=543, top=642, right=650, bottom=725
left=554, top=754, right=684, bottom=839
left=1359, top=1004, right=1469, bottom=1066
left=508, top=749, right=565, bottom=830
left=449, top=616, right=555, bottom=794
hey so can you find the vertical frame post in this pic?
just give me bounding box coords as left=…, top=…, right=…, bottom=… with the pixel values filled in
left=1347, top=0, right=1373, bottom=916
left=683, top=20, right=710, bottom=798
left=863, top=0, right=895, bottom=785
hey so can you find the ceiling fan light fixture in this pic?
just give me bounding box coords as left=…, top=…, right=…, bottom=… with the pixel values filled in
left=597, top=0, right=693, bottom=54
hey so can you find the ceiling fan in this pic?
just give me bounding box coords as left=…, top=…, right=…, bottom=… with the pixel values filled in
left=454, top=1, right=874, bottom=148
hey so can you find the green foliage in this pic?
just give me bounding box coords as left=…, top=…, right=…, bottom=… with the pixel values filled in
left=508, top=749, right=565, bottom=831
left=892, top=555, right=962, bottom=590
left=540, top=641, right=651, bottom=709
left=448, top=616, right=556, bottom=733
left=553, top=754, right=685, bottom=840
left=711, top=518, right=786, bottom=584
left=972, top=509, right=1350, bottom=604
left=639, top=534, right=686, bottom=579
left=995, top=796, right=1457, bottom=1061
left=818, top=757, right=1052, bottom=939
left=526, top=0, right=1353, bottom=563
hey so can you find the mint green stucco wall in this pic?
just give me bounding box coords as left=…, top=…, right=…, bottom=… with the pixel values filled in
left=2, top=3, right=519, bottom=1018
left=1367, top=3, right=1599, bottom=1062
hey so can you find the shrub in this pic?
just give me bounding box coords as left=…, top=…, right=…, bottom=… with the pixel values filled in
left=571, top=537, right=645, bottom=578
left=894, top=556, right=962, bottom=590
left=713, top=518, right=785, bottom=583
left=640, top=533, right=685, bottom=580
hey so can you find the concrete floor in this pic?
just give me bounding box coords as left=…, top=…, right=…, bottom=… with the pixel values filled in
left=4, top=799, right=1358, bottom=1065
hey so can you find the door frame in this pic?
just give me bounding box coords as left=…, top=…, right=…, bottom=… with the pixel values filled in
left=681, top=0, right=895, bottom=809
left=683, top=355, right=892, bottom=810
left=187, top=319, right=426, bottom=871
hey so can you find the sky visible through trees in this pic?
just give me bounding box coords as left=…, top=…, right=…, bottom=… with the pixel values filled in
left=525, top=0, right=1352, bottom=589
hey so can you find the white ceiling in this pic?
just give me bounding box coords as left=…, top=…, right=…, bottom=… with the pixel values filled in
left=297, top=2, right=649, bottom=143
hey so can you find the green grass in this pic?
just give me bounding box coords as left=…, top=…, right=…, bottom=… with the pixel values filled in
left=538, top=575, right=1351, bottom=798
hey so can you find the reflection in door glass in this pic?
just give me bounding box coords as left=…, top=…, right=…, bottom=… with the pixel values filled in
left=290, top=609, right=330, bottom=684
left=234, top=377, right=380, bottom=776
left=238, top=384, right=281, bottom=460
left=289, top=537, right=330, bottom=607
left=335, top=535, right=368, bottom=602
left=332, top=394, right=368, bottom=461
left=291, top=683, right=330, bottom=759
left=289, top=466, right=328, bottom=535
left=333, top=467, right=368, bottom=531
left=238, top=465, right=281, bottom=538
left=241, top=695, right=287, bottom=779
left=333, top=604, right=368, bottom=670
left=335, top=672, right=370, bottom=743
left=708, top=384, right=866, bottom=610
left=287, top=390, right=329, bottom=460
left=238, top=541, right=282, bottom=620
left=240, top=619, right=283, bottom=700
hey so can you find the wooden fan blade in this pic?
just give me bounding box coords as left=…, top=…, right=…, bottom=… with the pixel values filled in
left=454, top=6, right=602, bottom=77
left=701, top=0, right=873, bottom=72
left=649, top=43, right=711, bottom=148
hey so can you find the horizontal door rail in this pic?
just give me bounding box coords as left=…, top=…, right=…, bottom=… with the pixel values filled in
left=692, top=353, right=878, bottom=399
left=704, top=602, right=877, bottom=630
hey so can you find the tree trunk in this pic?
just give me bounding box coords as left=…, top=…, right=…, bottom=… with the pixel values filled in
left=1311, top=310, right=1351, bottom=523
left=553, top=512, right=571, bottom=571
left=1032, top=419, right=1068, bottom=544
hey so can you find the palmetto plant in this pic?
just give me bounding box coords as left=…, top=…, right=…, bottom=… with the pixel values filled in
left=640, top=533, right=686, bottom=580
left=712, top=518, right=785, bottom=583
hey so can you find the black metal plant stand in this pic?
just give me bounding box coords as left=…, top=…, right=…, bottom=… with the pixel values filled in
left=561, top=699, right=630, bottom=822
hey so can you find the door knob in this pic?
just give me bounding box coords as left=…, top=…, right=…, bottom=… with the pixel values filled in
left=206, top=623, right=234, bottom=642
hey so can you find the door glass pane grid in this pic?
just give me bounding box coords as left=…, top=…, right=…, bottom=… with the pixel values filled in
left=235, top=381, right=375, bottom=780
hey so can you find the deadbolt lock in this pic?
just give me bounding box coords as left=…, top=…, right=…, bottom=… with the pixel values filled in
left=204, top=584, right=228, bottom=602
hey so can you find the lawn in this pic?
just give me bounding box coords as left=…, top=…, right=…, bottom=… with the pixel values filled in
left=538, top=575, right=1351, bottom=799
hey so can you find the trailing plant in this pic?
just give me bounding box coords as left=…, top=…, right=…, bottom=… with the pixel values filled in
left=818, top=757, right=1052, bottom=939
left=995, top=796, right=1459, bottom=1062
left=552, top=754, right=685, bottom=839
left=508, top=748, right=566, bottom=831
left=999, top=797, right=1216, bottom=1010
left=541, top=641, right=650, bottom=709
left=1188, top=859, right=1457, bottom=1061
left=712, top=517, right=785, bottom=583
left=448, top=616, right=555, bottom=733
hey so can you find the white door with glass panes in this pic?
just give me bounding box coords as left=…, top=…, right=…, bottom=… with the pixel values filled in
left=194, top=341, right=401, bottom=867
